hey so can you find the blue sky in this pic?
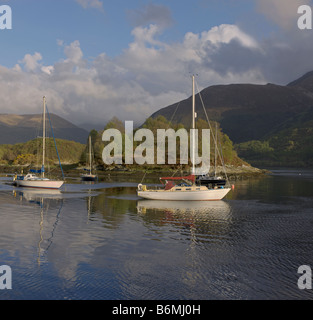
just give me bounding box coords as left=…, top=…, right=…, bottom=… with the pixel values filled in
left=1, top=0, right=313, bottom=127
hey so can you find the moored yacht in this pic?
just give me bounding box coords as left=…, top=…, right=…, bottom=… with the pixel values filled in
left=137, top=76, right=232, bottom=201
left=15, top=97, right=64, bottom=190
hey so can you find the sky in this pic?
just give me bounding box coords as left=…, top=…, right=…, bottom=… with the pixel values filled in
left=1, top=0, right=313, bottom=129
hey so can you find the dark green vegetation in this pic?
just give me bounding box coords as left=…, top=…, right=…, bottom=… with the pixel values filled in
left=235, top=126, right=313, bottom=167
left=94, top=115, right=248, bottom=172
left=150, top=71, right=313, bottom=167
left=0, top=138, right=86, bottom=166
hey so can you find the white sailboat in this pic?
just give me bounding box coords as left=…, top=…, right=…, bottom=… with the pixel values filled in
left=137, top=76, right=232, bottom=201
left=15, top=97, right=64, bottom=190
left=81, top=135, right=97, bottom=182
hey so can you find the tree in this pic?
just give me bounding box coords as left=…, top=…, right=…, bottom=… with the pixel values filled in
left=104, top=117, right=125, bottom=132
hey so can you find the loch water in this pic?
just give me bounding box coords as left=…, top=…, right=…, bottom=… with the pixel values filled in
left=1, top=168, right=313, bottom=300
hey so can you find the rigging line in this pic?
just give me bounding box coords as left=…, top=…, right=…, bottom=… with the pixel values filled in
left=168, top=101, right=181, bottom=128
left=45, top=105, right=65, bottom=181
left=166, top=101, right=190, bottom=178
left=142, top=100, right=183, bottom=183
left=167, top=101, right=188, bottom=177
left=160, top=100, right=182, bottom=176
left=140, top=171, right=147, bottom=184
left=170, top=165, right=182, bottom=178
left=195, top=80, right=229, bottom=183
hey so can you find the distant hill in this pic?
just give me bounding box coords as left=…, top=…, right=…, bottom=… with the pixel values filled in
left=148, top=71, right=313, bottom=167
left=0, top=137, right=85, bottom=166
left=0, top=113, right=89, bottom=144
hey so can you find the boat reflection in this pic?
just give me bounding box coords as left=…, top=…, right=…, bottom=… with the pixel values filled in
left=12, top=188, right=64, bottom=265
left=137, top=200, right=232, bottom=220
left=137, top=200, right=233, bottom=244
left=13, top=187, right=63, bottom=203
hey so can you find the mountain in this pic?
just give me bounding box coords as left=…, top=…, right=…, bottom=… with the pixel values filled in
left=150, top=81, right=313, bottom=144
left=0, top=113, right=89, bottom=145
left=148, top=71, right=313, bottom=166
left=288, top=71, right=313, bottom=93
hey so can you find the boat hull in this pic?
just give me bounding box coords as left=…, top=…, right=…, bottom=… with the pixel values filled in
left=196, top=178, right=226, bottom=187
left=16, top=180, right=64, bottom=189
left=137, top=187, right=231, bottom=201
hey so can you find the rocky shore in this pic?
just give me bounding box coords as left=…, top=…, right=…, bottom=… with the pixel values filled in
left=0, top=163, right=269, bottom=182
left=214, top=165, right=270, bottom=180
left=95, top=164, right=269, bottom=183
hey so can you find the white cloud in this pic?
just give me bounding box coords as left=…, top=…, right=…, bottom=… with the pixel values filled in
left=200, top=24, right=259, bottom=49
left=41, top=66, right=54, bottom=75
left=117, top=23, right=264, bottom=95
left=20, top=52, right=43, bottom=72
left=63, top=40, right=84, bottom=64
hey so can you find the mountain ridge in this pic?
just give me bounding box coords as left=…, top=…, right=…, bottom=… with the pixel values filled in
left=0, top=113, right=89, bottom=145
left=150, top=73, right=313, bottom=144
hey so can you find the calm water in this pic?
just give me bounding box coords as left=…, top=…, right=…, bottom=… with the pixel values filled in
left=1, top=168, right=313, bottom=300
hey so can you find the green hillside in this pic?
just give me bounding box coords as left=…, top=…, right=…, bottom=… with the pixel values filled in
left=235, top=122, right=313, bottom=167
left=96, top=116, right=248, bottom=171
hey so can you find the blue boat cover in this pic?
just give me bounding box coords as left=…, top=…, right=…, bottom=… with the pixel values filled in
left=30, top=165, right=45, bottom=174
left=30, top=169, right=42, bottom=173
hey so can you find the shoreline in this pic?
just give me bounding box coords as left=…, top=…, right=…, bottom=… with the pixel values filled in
left=0, top=164, right=270, bottom=181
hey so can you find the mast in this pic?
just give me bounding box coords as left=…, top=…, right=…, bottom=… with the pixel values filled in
left=191, top=75, right=196, bottom=176
left=214, top=122, right=217, bottom=178
left=89, top=135, right=92, bottom=174
left=42, top=96, right=46, bottom=178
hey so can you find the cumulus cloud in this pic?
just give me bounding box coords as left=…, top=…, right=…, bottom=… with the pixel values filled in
left=198, top=24, right=259, bottom=49
left=63, top=40, right=84, bottom=64
left=117, top=23, right=264, bottom=96
left=19, top=52, right=54, bottom=75
left=20, top=52, right=43, bottom=72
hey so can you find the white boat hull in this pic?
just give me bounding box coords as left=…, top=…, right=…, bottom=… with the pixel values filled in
left=137, top=187, right=231, bottom=201
left=16, top=179, right=64, bottom=189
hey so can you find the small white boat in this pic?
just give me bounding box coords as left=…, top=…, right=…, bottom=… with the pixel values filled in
left=16, top=173, right=64, bottom=189
left=15, top=97, right=64, bottom=190
left=81, top=173, right=97, bottom=182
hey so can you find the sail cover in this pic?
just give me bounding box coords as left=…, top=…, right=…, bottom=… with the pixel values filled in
left=160, top=175, right=195, bottom=183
